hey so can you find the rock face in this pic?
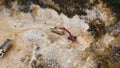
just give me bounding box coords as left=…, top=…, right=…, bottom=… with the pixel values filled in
left=0, top=0, right=120, bottom=68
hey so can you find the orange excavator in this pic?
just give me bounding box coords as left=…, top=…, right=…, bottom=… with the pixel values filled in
left=50, top=26, right=77, bottom=42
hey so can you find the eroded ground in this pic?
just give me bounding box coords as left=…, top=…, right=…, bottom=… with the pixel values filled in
left=0, top=1, right=119, bottom=68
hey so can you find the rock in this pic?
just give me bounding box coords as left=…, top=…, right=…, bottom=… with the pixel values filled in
left=23, top=29, right=48, bottom=46
left=87, top=19, right=106, bottom=39
left=111, top=46, right=120, bottom=63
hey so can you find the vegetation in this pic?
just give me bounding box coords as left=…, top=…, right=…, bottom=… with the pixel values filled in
left=104, top=0, right=120, bottom=19
left=101, top=56, right=109, bottom=68
left=104, top=0, right=120, bottom=4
